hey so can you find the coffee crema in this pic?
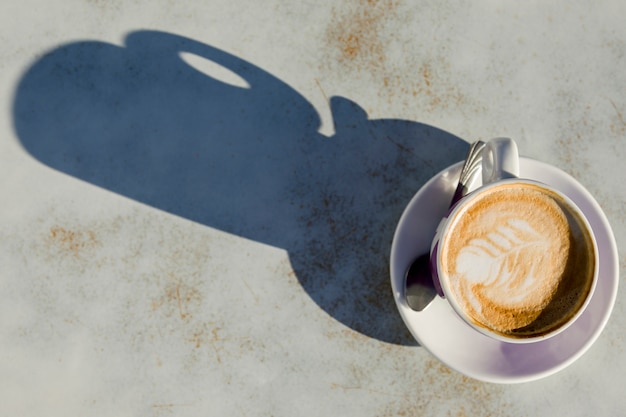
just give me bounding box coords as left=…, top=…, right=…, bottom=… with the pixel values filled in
left=439, top=182, right=595, bottom=338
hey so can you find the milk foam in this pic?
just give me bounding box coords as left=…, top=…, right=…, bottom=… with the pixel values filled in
left=440, top=183, right=595, bottom=337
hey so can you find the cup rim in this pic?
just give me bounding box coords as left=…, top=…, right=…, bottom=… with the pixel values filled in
left=433, top=178, right=599, bottom=344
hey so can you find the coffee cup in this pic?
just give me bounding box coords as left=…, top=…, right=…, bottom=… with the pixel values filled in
left=430, top=138, right=598, bottom=343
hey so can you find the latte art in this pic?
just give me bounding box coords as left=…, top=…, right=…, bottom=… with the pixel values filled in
left=440, top=183, right=595, bottom=338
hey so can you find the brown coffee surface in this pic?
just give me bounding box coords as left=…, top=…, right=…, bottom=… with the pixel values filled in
left=440, top=183, right=595, bottom=338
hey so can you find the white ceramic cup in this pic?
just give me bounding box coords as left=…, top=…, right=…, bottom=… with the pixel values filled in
left=429, top=138, right=599, bottom=343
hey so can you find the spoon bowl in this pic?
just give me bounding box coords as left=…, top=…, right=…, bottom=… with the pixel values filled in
left=403, top=140, right=485, bottom=311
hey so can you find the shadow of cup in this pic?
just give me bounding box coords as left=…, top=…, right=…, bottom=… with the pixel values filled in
left=13, top=30, right=468, bottom=345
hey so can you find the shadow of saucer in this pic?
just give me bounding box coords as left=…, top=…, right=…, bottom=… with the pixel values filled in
left=13, top=30, right=468, bottom=345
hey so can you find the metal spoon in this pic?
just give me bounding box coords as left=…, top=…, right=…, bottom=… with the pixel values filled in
left=404, top=140, right=486, bottom=311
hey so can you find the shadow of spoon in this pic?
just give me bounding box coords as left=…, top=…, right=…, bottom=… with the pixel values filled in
left=404, top=140, right=485, bottom=311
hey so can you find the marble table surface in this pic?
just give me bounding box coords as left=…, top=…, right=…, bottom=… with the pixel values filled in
left=1, top=0, right=624, bottom=415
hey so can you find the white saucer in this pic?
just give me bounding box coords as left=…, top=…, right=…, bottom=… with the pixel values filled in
left=390, top=157, right=619, bottom=384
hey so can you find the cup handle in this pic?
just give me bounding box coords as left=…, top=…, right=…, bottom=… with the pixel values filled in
left=482, top=137, right=520, bottom=184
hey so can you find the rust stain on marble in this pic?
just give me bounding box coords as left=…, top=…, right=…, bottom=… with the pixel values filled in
left=369, top=358, right=510, bottom=417
left=324, top=0, right=468, bottom=112
left=326, top=0, right=399, bottom=70
left=47, top=226, right=100, bottom=257
left=169, top=275, right=201, bottom=321
left=151, top=273, right=202, bottom=322
left=609, top=99, right=626, bottom=135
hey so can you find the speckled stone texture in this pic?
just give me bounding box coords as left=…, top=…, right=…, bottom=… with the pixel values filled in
left=0, top=1, right=624, bottom=416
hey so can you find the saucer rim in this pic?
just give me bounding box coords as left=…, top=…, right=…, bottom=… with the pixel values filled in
left=390, top=157, right=619, bottom=384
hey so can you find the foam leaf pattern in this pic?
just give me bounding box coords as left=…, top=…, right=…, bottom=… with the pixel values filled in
left=455, top=217, right=553, bottom=305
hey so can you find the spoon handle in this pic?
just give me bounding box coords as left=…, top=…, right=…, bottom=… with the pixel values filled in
left=450, top=140, right=486, bottom=206
left=404, top=140, right=486, bottom=311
